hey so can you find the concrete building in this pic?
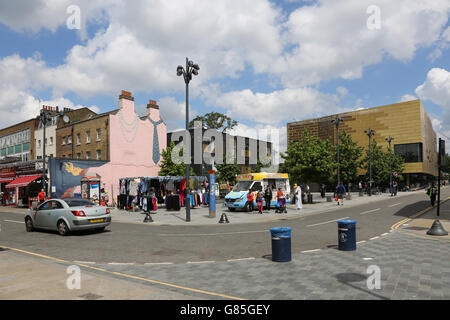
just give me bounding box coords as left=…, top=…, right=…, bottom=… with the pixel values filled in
left=0, top=119, right=38, bottom=162
left=167, top=128, right=273, bottom=178
left=286, top=100, right=438, bottom=187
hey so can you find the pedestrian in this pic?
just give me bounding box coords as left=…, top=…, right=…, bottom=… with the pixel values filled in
left=247, top=189, right=254, bottom=212
left=264, top=185, right=272, bottom=212
left=256, top=187, right=264, bottom=214
left=358, top=181, right=363, bottom=193
left=336, top=183, right=346, bottom=206
left=428, top=183, right=437, bottom=207
left=393, top=181, right=398, bottom=196
left=320, top=184, right=325, bottom=198
left=295, top=184, right=302, bottom=210
left=38, top=188, right=45, bottom=205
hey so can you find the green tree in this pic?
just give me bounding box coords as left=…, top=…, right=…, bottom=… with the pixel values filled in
left=335, top=130, right=364, bottom=185
left=215, top=160, right=241, bottom=184
left=158, top=141, right=195, bottom=176
left=281, top=130, right=336, bottom=185
left=189, top=112, right=237, bottom=132
left=361, top=139, right=404, bottom=188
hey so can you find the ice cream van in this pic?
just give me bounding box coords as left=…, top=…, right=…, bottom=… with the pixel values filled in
left=224, top=173, right=291, bottom=211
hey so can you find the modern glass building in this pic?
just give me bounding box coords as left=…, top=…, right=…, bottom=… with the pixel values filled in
left=287, top=99, right=438, bottom=188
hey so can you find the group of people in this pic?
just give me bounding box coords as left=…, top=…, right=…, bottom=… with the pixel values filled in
left=246, top=186, right=288, bottom=214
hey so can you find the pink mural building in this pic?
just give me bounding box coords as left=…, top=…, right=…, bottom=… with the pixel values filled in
left=50, top=90, right=167, bottom=202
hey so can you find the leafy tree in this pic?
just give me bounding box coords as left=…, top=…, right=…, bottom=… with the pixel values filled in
left=334, top=130, right=364, bottom=185
left=361, top=139, right=404, bottom=188
left=215, top=159, right=241, bottom=184
left=189, top=112, right=237, bottom=132
left=158, top=141, right=195, bottom=176
left=281, top=130, right=336, bottom=185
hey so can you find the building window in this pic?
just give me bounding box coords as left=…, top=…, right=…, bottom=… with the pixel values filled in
left=22, top=153, right=30, bottom=161
left=394, top=143, right=423, bottom=163
left=62, top=136, right=66, bottom=145
left=76, top=153, right=81, bottom=159
left=50, top=137, right=53, bottom=145
left=86, top=151, right=91, bottom=160
left=15, top=144, right=22, bottom=154
left=1, top=148, right=6, bottom=157
left=76, top=133, right=81, bottom=145
left=7, top=146, right=14, bottom=155
left=96, top=128, right=101, bottom=141
left=38, top=140, right=41, bottom=148
left=67, top=136, right=72, bottom=144
left=96, top=150, right=101, bottom=160
left=86, top=131, right=91, bottom=144
left=23, top=142, right=30, bottom=151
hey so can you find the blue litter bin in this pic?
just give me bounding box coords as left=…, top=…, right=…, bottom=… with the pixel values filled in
left=337, top=220, right=356, bottom=251
left=270, top=227, right=292, bottom=262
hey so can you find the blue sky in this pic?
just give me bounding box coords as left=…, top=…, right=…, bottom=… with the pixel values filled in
left=0, top=0, right=449, bottom=150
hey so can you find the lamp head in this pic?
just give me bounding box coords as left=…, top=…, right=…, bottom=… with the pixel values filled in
left=192, top=63, right=199, bottom=71
left=192, top=69, right=198, bottom=76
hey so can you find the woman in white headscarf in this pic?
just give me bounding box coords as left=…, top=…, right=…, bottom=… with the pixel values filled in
left=295, top=184, right=302, bottom=210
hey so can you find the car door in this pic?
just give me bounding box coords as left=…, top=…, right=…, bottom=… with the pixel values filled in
left=47, top=200, right=65, bottom=228
left=34, top=201, right=51, bottom=228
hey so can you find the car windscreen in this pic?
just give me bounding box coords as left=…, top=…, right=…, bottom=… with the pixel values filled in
left=232, top=181, right=253, bottom=192
left=64, top=199, right=95, bottom=207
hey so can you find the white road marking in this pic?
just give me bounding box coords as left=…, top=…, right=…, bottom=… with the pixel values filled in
left=360, top=208, right=381, bottom=215
left=388, top=203, right=402, bottom=207
left=159, top=230, right=267, bottom=237
left=227, top=257, right=255, bottom=262
left=301, top=249, right=321, bottom=253
left=363, top=258, right=373, bottom=261
left=3, top=220, right=24, bottom=224
left=74, top=261, right=96, bottom=265
left=108, top=262, right=136, bottom=265
left=369, top=236, right=380, bottom=240
left=357, top=241, right=366, bottom=244
left=144, top=262, right=174, bottom=265
left=187, top=261, right=215, bottom=264
left=306, top=217, right=350, bottom=227
left=381, top=233, right=389, bottom=236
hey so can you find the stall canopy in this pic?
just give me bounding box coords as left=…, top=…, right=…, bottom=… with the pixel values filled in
left=0, top=177, right=14, bottom=183
left=6, top=175, right=42, bottom=188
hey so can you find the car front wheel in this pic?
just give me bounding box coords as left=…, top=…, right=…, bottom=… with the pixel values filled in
left=57, top=220, right=70, bottom=236
left=25, top=217, right=34, bottom=232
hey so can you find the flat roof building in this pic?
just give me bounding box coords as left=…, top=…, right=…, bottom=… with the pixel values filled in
left=287, top=99, right=438, bottom=187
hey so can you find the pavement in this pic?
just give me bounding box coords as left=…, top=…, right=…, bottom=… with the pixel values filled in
left=1, top=187, right=449, bottom=300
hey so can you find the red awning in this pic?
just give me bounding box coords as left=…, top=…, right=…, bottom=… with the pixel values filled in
left=6, top=175, right=42, bottom=188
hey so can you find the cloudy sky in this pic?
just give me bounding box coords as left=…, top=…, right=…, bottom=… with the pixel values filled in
left=0, top=0, right=449, bottom=152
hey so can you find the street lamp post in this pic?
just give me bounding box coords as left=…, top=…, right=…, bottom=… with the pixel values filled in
left=39, top=107, right=51, bottom=196
left=177, top=58, right=200, bottom=222
left=331, top=116, right=343, bottom=186
left=365, top=129, right=375, bottom=196
left=386, top=136, right=394, bottom=196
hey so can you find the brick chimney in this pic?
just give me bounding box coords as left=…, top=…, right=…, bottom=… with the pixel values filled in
left=118, top=90, right=135, bottom=111
left=147, top=98, right=160, bottom=120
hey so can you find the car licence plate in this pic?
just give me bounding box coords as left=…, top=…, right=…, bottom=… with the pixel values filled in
left=90, top=219, right=104, bottom=223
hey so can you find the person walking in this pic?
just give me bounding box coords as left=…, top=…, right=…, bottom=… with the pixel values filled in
left=428, top=183, right=437, bottom=207
left=256, top=187, right=264, bottom=214
left=38, top=188, right=45, bottom=205
left=295, top=184, right=302, bottom=210
left=247, top=189, right=254, bottom=212
left=264, top=185, right=272, bottom=212
left=336, top=183, right=346, bottom=206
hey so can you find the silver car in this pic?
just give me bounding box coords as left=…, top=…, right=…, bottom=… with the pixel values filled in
left=25, top=198, right=111, bottom=236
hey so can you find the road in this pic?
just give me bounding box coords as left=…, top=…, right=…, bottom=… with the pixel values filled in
left=0, top=188, right=445, bottom=265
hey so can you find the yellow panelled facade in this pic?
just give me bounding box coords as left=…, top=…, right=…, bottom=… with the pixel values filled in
left=287, top=100, right=438, bottom=177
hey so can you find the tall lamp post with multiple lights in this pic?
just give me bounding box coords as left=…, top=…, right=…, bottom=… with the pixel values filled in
left=365, top=128, right=375, bottom=196
left=177, top=58, right=200, bottom=222
left=331, top=116, right=343, bottom=186
left=385, top=136, right=394, bottom=196
left=39, top=107, right=52, bottom=195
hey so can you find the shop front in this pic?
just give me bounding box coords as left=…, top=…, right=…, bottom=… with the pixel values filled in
left=0, top=168, right=15, bottom=205
left=5, top=174, right=43, bottom=207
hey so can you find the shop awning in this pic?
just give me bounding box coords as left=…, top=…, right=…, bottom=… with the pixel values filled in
left=6, top=175, right=42, bottom=188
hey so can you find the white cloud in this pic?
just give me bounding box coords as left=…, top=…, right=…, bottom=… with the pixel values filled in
left=399, top=94, right=417, bottom=102
left=274, top=0, right=450, bottom=86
